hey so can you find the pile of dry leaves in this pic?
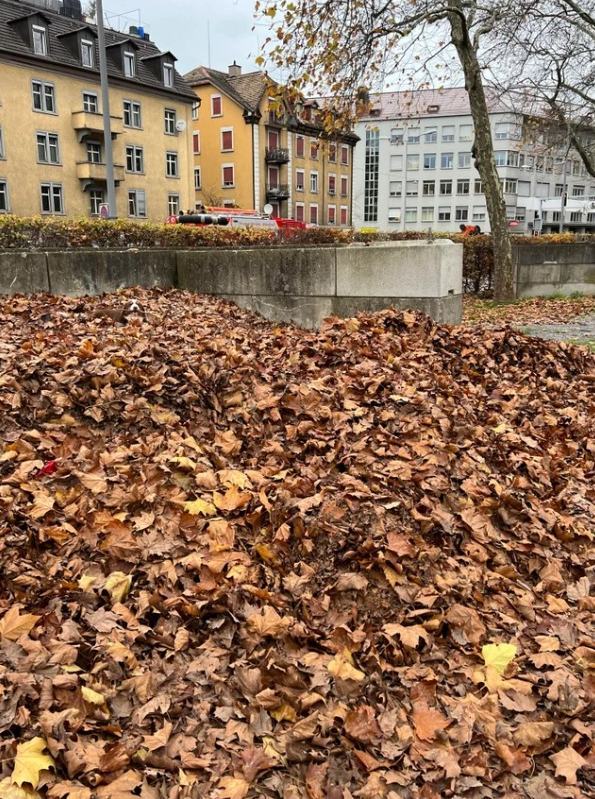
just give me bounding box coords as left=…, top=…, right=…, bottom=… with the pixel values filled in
left=0, top=290, right=593, bottom=799
left=463, top=296, right=595, bottom=326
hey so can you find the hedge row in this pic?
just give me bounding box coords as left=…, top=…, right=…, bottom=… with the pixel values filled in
left=0, top=215, right=592, bottom=295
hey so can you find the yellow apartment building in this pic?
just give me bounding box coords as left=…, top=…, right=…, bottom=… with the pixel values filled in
left=0, top=0, right=195, bottom=222
left=184, top=63, right=358, bottom=225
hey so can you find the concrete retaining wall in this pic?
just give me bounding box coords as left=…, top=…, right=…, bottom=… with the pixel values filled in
left=0, top=240, right=463, bottom=327
left=514, top=242, right=595, bottom=298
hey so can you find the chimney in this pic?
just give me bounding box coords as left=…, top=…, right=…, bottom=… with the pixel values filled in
left=228, top=61, right=242, bottom=77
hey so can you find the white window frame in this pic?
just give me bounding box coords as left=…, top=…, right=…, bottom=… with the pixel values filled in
left=192, top=131, right=201, bottom=154
left=40, top=182, right=64, bottom=214
left=405, top=207, right=418, bottom=223
left=340, top=175, right=348, bottom=197
left=125, top=144, right=144, bottom=173
left=194, top=166, right=201, bottom=190
left=123, top=100, right=141, bottom=128
left=389, top=180, right=402, bottom=197
left=221, top=163, right=235, bottom=188
left=340, top=144, right=349, bottom=165
left=123, top=51, right=135, bottom=78
left=128, top=189, right=146, bottom=218
left=82, top=91, right=98, bottom=113
left=455, top=206, right=469, bottom=221
left=295, top=169, right=305, bottom=191
left=32, top=80, right=55, bottom=113
left=192, top=101, right=200, bottom=120
left=32, top=25, right=48, bottom=56
left=406, top=154, right=419, bottom=171
left=166, top=151, right=179, bottom=178
left=89, top=188, right=104, bottom=216
left=163, top=63, right=174, bottom=88
left=36, top=131, right=60, bottom=164
left=328, top=172, right=336, bottom=196
left=168, top=193, right=180, bottom=216
left=458, top=152, right=471, bottom=168
left=388, top=207, right=401, bottom=223
left=294, top=201, right=305, bottom=222
left=421, top=206, right=434, bottom=223
left=164, top=108, right=176, bottom=135
left=81, top=38, right=94, bottom=68
left=220, top=127, right=234, bottom=152
left=441, top=152, right=454, bottom=169
left=295, top=135, right=305, bottom=157
left=211, top=94, right=222, bottom=117
left=327, top=204, right=336, bottom=225
left=438, top=206, right=451, bottom=221
left=441, top=126, right=455, bottom=142
left=310, top=171, right=319, bottom=193
left=86, top=140, right=102, bottom=163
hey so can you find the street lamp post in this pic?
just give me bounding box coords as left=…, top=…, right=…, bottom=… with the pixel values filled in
left=558, top=157, right=568, bottom=234
left=96, top=0, right=117, bottom=218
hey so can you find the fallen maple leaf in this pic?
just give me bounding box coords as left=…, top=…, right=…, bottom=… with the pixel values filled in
left=142, top=720, right=173, bottom=751
left=183, top=498, right=216, bottom=516
left=0, top=777, right=41, bottom=799
left=81, top=687, right=105, bottom=705
left=513, top=721, right=555, bottom=747
left=327, top=649, right=365, bottom=682
left=11, top=738, right=54, bottom=789
left=216, top=775, right=250, bottom=799
left=29, top=491, right=55, bottom=520
left=550, top=746, right=587, bottom=784
left=0, top=607, right=40, bottom=641
left=412, top=703, right=450, bottom=742
left=246, top=606, right=291, bottom=637
left=383, top=623, right=430, bottom=649
left=104, top=572, right=132, bottom=603
left=213, top=485, right=252, bottom=512
left=77, top=470, right=108, bottom=494
left=482, top=642, right=517, bottom=674
left=344, top=705, right=381, bottom=743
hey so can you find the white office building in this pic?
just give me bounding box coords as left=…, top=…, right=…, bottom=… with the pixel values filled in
left=352, top=88, right=595, bottom=234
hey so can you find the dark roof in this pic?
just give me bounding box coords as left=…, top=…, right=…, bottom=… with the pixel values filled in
left=0, top=0, right=195, bottom=100
left=184, top=65, right=269, bottom=114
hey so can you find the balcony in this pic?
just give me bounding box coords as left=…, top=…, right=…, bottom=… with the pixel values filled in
left=72, top=111, right=123, bottom=142
left=266, top=147, right=289, bottom=164
left=266, top=184, right=290, bottom=201
left=77, top=161, right=125, bottom=189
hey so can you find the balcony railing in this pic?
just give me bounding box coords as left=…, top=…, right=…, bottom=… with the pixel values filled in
left=265, top=147, right=290, bottom=164
left=72, top=111, right=123, bottom=141
left=266, top=184, right=290, bottom=200
left=76, top=161, right=125, bottom=185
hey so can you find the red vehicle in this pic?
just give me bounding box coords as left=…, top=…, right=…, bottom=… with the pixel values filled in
left=167, top=208, right=306, bottom=233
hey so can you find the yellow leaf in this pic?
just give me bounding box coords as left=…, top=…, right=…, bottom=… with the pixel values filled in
left=482, top=643, right=517, bottom=674
left=77, top=574, right=97, bottom=592
left=217, top=776, right=250, bottom=799
left=11, top=738, right=54, bottom=789
left=170, top=456, right=197, bottom=471
left=254, top=543, right=276, bottom=563
left=183, top=498, right=216, bottom=517
left=104, top=572, right=132, bottom=603
left=271, top=704, right=297, bottom=722
left=0, top=607, right=40, bottom=641
left=81, top=687, right=105, bottom=705
left=0, top=777, right=41, bottom=799
left=328, top=649, right=365, bottom=682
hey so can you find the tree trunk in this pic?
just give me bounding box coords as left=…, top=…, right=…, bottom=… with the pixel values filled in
left=448, top=3, right=515, bottom=301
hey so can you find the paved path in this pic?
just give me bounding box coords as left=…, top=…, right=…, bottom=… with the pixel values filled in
left=520, top=313, right=595, bottom=344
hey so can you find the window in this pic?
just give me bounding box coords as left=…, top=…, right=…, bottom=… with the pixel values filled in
left=457, top=179, right=470, bottom=195
left=221, top=129, right=234, bottom=151
left=536, top=182, right=549, bottom=198
left=194, top=167, right=201, bottom=190
left=390, top=155, right=403, bottom=171
left=163, top=109, right=177, bottom=135
left=459, top=124, right=473, bottom=142
left=494, top=150, right=507, bottom=166
left=423, top=180, right=435, bottom=196
left=406, top=180, right=418, bottom=196
left=37, top=132, right=60, bottom=164
left=503, top=178, right=517, bottom=194
left=123, top=51, right=135, bottom=78
left=495, top=122, right=521, bottom=140
left=506, top=151, right=519, bottom=167
left=83, top=92, right=97, bottom=113
left=572, top=185, right=585, bottom=197
left=90, top=189, right=104, bottom=215
left=441, top=152, right=453, bottom=169
left=295, top=203, right=304, bottom=222
left=390, top=128, right=404, bottom=144
left=405, top=207, right=417, bottom=223
left=167, top=194, right=179, bottom=216
left=340, top=206, right=348, bottom=225
left=328, top=143, right=336, bottom=162
left=424, top=128, right=437, bottom=143
left=389, top=180, right=402, bottom=197
left=310, top=171, right=319, bottom=193
left=455, top=206, right=469, bottom=221
left=388, top=207, right=401, bottom=223
left=458, top=152, right=471, bottom=168
left=86, top=141, right=101, bottom=163
left=554, top=183, right=564, bottom=197
left=328, top=205, right=336, bottom=225
left=328, top=174, right=336, bottom=195
left=364, top=128, right=379, bottom=223
left=407, top=129, right=420, bottom=144
left=211, top=95, right=222, bottom=116
left=311, top=140, right=319, bottom=160
left=340, top=176, right=348, bottom=197
left=128, top=189, right=146, bottom=217
left=340, top=145, right=349, bottom=165
left=472, top=206, right=486, bottom=221
left=438, top=206, right=451, bottom=221
left=123, top=100, right=141, bottom=128
left=515, top=207, right=526, bottom=221
left=0, top=128, right=4, bottom=159
left=192, top=100, right=200, bottom=120
left=32, top=25, right=47, bottom=56
left=268, top=166, right=279, bottom=188
left=163, top=63, right=174, bottom=88
left=440, top=180, right=452, bottom=195
left=166, top=152, right=178, bottom=178
left=125, top=145, right=143, bottom=173
left=222, top=165, right=234, bottom=187
left=474, top=179, right=483, bottom=194
left=406, top=154, right=419, bottom=170
left=421, top=206, right=433, bottom=223
left=32, top=81, right=55, bottom=113
left=570, top=211, right=582, bottom=222
left=81, top=39, right=94, bottom=67
left=517, top=180, right=531, bottom=197
left=309, top=204, right=318, bottom=224
left=423, top=153, right=436, bottom=170
left=296, top=170, right=305, bottom=191
left=552, top=211, right=561, bottom=222
left=296, top=136, right=305, bottom=157
left=40, top=183, right=63, bottom=214
left=0, top=180, right=9, bottom=212
left=192, top=131, right=200, bottom=154
left=442, top=125, right=455, bottom=142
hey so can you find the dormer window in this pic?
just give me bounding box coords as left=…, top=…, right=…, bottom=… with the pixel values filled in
left=163, top=62, right=174, bottom=88
left=32, top=25, right=47, bottom=55
left=81, top=39, right=94, bottom=68
left=124, top=51, right=135, bottom=77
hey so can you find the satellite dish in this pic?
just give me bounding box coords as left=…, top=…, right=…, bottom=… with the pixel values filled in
left=263, top=203, right=273, bottom=216
left=176, top=119, right=187, bottom=132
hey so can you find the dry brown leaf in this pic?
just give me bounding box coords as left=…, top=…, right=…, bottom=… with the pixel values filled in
left=550, top=746, right=587, bottom=784
left=246, top=606, right=291, bottom=637
left=216, top=776, right=250, bottom=799
left=412, top=703, right=450, bottom=742
left=0, top=607, right=40, bottom=641
left=514, top=721, right=555, bottom=747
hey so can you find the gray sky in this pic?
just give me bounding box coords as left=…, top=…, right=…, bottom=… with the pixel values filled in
left=102, top=0, right=268, bottom=76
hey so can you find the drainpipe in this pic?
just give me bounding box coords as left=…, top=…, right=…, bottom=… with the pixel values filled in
left=96, top=0, right=117, bottom=217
